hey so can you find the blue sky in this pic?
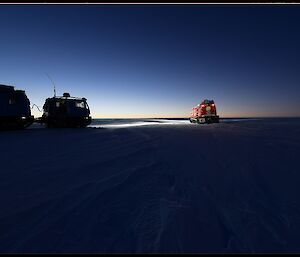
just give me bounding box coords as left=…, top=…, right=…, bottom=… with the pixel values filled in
left=1, top=5, right=300, bottom=118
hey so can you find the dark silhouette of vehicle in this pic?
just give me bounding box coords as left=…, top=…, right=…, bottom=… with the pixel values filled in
left=190, top=99, right=219, bottom=124
left=41, top=92, right=92, bottom=128
left=0, top=84, right=34, bottom=129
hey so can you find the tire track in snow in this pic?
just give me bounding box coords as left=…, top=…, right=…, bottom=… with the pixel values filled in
left=1, top=130, right=162, bottom=252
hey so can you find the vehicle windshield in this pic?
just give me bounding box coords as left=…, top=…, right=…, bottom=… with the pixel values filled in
left=203, top=100, right=214, bottom=105
left=85, top=101, right=90, bottom=110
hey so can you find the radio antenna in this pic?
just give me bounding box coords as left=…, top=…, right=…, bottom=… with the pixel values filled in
left=45, top=73, right=57, bottom=97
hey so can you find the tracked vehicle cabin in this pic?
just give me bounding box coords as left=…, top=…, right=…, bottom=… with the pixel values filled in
left=0, top=84, right=34, bottom=129
left=189, top=99, right=219, bottom=124
left=42, top=93, right=92, bottom=128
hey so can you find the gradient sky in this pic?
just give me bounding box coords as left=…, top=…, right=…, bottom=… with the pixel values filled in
left=1, top=4, right=300, bottom=118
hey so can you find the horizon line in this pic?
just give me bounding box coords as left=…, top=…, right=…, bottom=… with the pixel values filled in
left=71, top=116, right=300, bottom=119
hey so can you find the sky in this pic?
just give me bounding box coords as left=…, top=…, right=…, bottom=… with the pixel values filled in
left=0, top=4, right=300, bottom=118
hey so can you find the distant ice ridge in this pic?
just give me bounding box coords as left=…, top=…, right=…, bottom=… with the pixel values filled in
left=221, top=118, right=260, bottom=123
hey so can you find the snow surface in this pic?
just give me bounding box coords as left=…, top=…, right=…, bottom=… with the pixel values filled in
left=0, top=118, right=300, bottom=253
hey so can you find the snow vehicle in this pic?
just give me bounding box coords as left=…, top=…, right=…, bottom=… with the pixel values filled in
left=0, top=84, right=34, bottom=129
left=41, top=92, right=92, bottom=128
left=189, top=99, right=219, bottom=124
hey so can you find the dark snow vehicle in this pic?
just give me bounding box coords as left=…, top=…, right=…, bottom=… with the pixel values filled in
left=190, top=99, right=219, bottom=124
left=41, top=92, right=92, bottom=128
left=0, top=84, right=34, bottom=129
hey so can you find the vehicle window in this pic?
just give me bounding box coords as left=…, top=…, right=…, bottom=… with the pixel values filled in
left=75, top=101, right=85, bottom=108
left=9, top=99, right=15, bottom=104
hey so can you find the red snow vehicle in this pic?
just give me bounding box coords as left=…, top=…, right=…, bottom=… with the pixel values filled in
left=189, top=99, right=219, bottom=124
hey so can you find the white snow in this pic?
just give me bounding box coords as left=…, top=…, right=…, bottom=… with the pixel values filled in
left=0, top=118, right=299, bottom=253
left=88, top=119, right=190, bottom=129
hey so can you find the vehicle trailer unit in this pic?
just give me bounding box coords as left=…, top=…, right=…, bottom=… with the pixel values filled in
left=0, top=84, right=34, bottom=129
left=190, top=99, right=219, bottom=124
